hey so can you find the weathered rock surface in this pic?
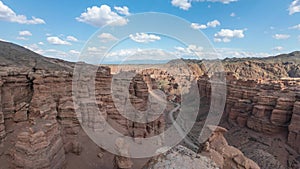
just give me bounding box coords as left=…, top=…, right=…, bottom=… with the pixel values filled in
left=243, top=149, right=285, bottom=169
left=143, top=145, right=219, bottom=169
left=200, top=126, right=260, bottom=169
left=13, top=120, right=65, bottom=169
left=288, top=101, right=300, bottom=153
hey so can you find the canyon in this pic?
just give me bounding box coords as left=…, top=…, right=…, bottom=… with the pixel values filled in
left=0, top=40, right=299, bottom=169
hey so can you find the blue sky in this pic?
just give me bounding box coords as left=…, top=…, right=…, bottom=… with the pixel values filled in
left=0, top=0, right=300, bottom=63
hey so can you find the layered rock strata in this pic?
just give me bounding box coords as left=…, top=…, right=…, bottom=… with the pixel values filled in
left=13, top=120, right=65, bottom=169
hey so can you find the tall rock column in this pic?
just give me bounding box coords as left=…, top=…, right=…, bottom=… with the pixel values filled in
left=13, top=120, right=66, bottom=169
left=288, top=101, right=300, bottom=153
left=0, top=79, right=5, bottom=142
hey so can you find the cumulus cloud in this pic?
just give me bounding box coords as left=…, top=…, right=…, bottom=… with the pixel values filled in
left=172, top=0, right=237, bottom=10
left=69, top=50, right=80, bottom=56
left=273, top=34, right=290, bottom=40
left=289, top=0, right=300, bottom=15
left=47, top=36, right=71, bottom=45
left=207, top=20, right=221, bottom=28
left=76, top=5, right=128, bottom=27
left=191, top=20, right=220, bottom=30
left=174, top=45, right=204, bottom=57
left=171, top=0, right=191, bottom=10
left=114, top=6, right=130, bottom=16
left=214, top=29, right=245, bottom=42
left=191, top=23, right=207, bottom=30
left=0, top=1, right=45, bottom=24
left=129, top=33, right=161, bottom=43
left=66, top=36, right=78, bottom=42
left=273, top=46, right=284, bottom=51
left=98, top=33, right=118, bottom=42
left=85, top=46, right=108, bottom=56
left=19, top=30, right=32, bottom=36
left=289, top=24, right=300, bottom=30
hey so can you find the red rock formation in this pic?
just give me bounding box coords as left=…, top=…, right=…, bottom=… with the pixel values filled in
left=198, top=73, right=300, bottom=156
left=288, top=101, right=300, bottom=153
left=200, top=126, right=260, bottom=169
left=13, top=120, right=65, bottom=169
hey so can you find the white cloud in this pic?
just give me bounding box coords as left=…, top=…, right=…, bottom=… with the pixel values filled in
left=172, top=0, right=237, bottom=10
left=191, top=23, right=207, bottom=30
left=17, top=36, right=28, bottom=41
left=129, top=33, right=161, bottom=43
left=47, top=36, right=71, bottom=45
left=19, top=30, right=32, bottom=36
left=273, top=34, right=290, bottom=40
left=207, top=20, right=221, bottom=28
left=25, top=44, right=44, bottom=55
left=69, top=50, right=80, bottom=56
left=44, top=49, right=68, bottom=58
left=273, top=46, right=284, bottom=51
left=191, top=20, right=220, bottom=30
left=289, top=0, right=300, bottom=15
left=38, top=42, right=44, bottom=45
left=174, top=45, right=204, bottom=57
left=214, top=29, right=245, bottom=42
left=230, top=12, right=236, bottom=17
left=87, top=46, right=106, bottom=52
left=86, top=46, right=107, bottom=56
left=0, top=1, right=45, bottom=24
left=107, top=48, right=175, bottom=61
left=204, top=0, right=238, bottom=4
left=171, top=0, right=191, bottom=10
left=98, top=33, right=118, bottom=42
left=215, top=48, right=270, bottom=59
left=114, top=6, right=130, bottom=16
left=76, top=5, right=128, bottom=27
left=289, top=24, right=300, bottom=30
left=66, top=36, right=78, bottom=42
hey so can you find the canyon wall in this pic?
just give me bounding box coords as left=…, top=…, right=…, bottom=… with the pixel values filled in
left=198, top=73, right=300, bottom=154
left=0, top=64, right=166, bottom=168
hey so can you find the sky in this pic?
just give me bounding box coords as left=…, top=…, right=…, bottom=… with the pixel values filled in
left=0, top=0, right=300, bottom=63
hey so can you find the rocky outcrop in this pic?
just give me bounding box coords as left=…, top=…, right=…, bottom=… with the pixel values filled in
left=0, top=78, right=5, bottom=141
left=288, top=101, right=300, bottom=153
left=0, top=111, right=5, bottom=141
left=143, top=145, right=219, bottom=169
left=114, top=138, right=133, bottom=169
left=243, top=149, right=285, bottom=169
left=200, top=126, right=260, bottom=169
left=13, top=120, right=65, bottom=169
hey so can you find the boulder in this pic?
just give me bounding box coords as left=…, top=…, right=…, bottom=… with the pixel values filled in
left=143, top=145, right=219, bottom=169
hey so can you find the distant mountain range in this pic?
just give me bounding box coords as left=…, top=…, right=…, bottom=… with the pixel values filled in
left=0, top=40, right=299, bottom=79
